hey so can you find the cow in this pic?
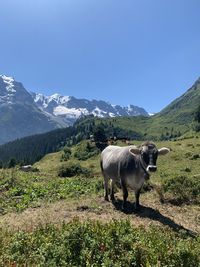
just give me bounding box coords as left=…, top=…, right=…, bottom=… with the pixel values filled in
left=100, top=141, right=170, bottom=210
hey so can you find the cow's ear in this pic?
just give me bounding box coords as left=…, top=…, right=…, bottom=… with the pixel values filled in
left=158, top=147, right=170, bottom=155
left=129, top=147, right=140, bottom=155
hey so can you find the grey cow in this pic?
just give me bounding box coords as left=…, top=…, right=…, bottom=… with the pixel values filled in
left=100, top=141, right=170, bottom=210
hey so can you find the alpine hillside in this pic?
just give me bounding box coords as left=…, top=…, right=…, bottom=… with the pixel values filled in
left=145, top=76, right=200, bottom=138
left=0, top=76, right=200, bottom=165
left=75, top=76, right=200, bottom=141
left=158, top=77, right=200, bottom=122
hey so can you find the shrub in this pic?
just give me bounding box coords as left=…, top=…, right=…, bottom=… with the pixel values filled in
left=60, top=147, right=72, bottom=162
left=31, top=167, right=40, bottom=172
left=162, top=175, right=200, bottom=204
left=183, top=167, right=191, bottom=173
left=185, top=152, right=192, bottom=158
left=1, top=220, right=200, bottom=266
left=189, top=154, right=200, bottom=160
left=74, top=142, right=99, bottom=161
left=58, top=163, right=92, bottom=178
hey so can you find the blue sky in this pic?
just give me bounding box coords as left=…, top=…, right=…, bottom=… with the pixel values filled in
left=0, top=0, right=200, bottom=113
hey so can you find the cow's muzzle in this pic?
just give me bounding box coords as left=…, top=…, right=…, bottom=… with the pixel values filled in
left=147, top=165, right=157, bottom=172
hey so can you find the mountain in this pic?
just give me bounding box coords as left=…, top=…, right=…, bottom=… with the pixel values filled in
left=0, top=75, right=149, bottom=144
left=31, top=93, right=149, bottom=126
left=158, top=77, right=200, bottom=123
left=137, top=77, right=200, bottom=139
left=0, top=75, right=61, bottom=144
left=0, top=127, right=75, bottom=166
left=78, top=77, right=200, bottom=140
left=1, top=76, right=200, bottom=165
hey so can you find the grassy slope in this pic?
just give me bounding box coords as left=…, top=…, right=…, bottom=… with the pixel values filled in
left=94, top=115, right=190, bottom=140
left=1, top=138, right=200, bottom=265
left=92, top=79, right=200, bottom=139
left=1, top=137, right=200, bottom=218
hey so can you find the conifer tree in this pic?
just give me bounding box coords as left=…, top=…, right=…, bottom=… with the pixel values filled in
left=8, top=158, right=16, bottom=168
left=93, top=125, right=107, bottom=151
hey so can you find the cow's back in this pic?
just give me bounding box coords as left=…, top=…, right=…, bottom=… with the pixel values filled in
left=101, top=145, right=136, bottom=179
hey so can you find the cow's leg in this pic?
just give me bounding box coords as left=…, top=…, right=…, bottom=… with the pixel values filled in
left=135, top=188, right=141, bottom=211
left=121, top=179, right=128, bottom=210
left=103, top=174, right=109, bottom=201
left=110, top=179, right=116, bottom=202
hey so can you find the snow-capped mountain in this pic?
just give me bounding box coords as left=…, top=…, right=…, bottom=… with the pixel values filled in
left=0, top=75, right=60, bottom=144
left=0, top=74, right=149, bottom=144
left=32, top=92, right=149, bottom=125
left=0, top=75, right=34, bottom=105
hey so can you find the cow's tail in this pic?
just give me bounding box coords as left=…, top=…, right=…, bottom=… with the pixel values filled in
left=100, top=158, right=104, bottom=174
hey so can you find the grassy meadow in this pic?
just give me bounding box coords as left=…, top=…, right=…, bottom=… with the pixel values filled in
left=0, top=137, right=200, bottom=266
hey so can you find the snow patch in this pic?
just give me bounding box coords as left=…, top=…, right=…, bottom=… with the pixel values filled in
left=34, top=93, right=70, bottom=109
left=128, top=105, right=133, bottom=112
left=60, top=96, right=70, bottom=104
left=35, top=93, right=45, bottom=103
left=46, top=94, right=70, bottom=105
left=1, top=75, right=16, bottom=93
left=48, top=93, right=61, bottom=104
left=53, top=106, right=89, bottom=118
left=109, top=112, right=115, bottom=117
left=92, top=107, right=107, bottom=118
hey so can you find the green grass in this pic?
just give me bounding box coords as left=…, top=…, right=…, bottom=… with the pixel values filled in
left=1, top=136, right=200, bottom=213
left=1, top=137, right=200, bottom=266
left=0, top=168, right=103, bottom=214
left=0, top=219, right=199, bottom=266
left=93, top=80, right=200, bottom=140
left=91, top=115, right=190, bottom=140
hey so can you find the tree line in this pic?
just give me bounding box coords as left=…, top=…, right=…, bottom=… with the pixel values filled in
left=0, top=115, right=142, bottom=167
left=2, top=106, right=199, bottom=168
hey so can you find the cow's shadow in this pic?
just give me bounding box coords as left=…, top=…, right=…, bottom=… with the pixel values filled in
left=112, top=199, right=197, bottom=238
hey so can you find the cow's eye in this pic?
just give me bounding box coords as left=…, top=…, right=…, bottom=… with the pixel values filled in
left=153, top=151, right=158, bottom=160
left=142, top=152, right=149, bottom=164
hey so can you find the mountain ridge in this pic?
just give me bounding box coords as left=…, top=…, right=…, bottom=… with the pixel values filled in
left=32, top=92, right=149, bottom=126
left=157, top=77, right=200, bottom=122
left=0, top=75, right=149, bottom=144
left=0, top=75, right=62, bottom=144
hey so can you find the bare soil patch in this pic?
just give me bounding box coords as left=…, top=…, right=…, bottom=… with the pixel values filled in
left=1, top=192, right=199, bottom=236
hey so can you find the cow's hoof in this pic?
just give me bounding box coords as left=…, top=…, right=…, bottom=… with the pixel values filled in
left=104, top=196, right=109, bottom=201
left=110, top=196, right=116, bottom=203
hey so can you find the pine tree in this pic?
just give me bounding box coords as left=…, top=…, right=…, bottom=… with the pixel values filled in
left=8, top=158, right=16, bottom=168
left=93, top=125, right=107, bottom=151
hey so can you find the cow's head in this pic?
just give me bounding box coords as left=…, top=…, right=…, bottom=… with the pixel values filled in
left=129, top=141, right=170, bottom=172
